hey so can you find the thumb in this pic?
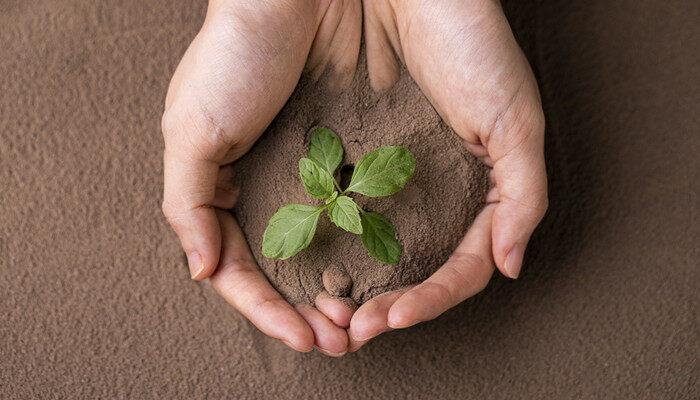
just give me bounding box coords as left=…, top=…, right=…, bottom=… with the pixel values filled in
left=489, top=104, right=548, bottom=278
left=161, top=113, right=222, bottom=281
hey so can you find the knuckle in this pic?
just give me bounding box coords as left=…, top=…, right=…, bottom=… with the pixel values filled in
left=520, top=198, right=547, bottom=224
left=249, top=297, right=288, bottom=325
left=161, top=200, right=183, bottom=227
left=509, top=111, right=541, bottom=151
left=491, top=91, right=545, bottom=156
left=161, top=109, right=179, bottom=141
left=160, top=200, right=173, bottom=219
left=219, top=257, right=256, bottom=274
left=161, top=102, right=235, bottom=160
left=446, top=253, right=490, bottom=294
left=416, top=281, right=455, bottom=310
left=191, top=104, right=236, bottom=152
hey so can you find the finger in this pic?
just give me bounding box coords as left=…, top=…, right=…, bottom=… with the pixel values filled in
left=490, top=115, right=548, bottom=278
left=387, top=206, right=496, bottom=329
left=486, top=187, right=500, bottom=204
left=465, top=142, right=495, bottom=167
left=363, top=0, right=402, bottom=91
left=347, top=289, right=410, bottom=352
left=162, top=139, right=221, bottom=280
left=306, top=0, right=362, bottom=88
left=211, top=185, right=239, bottom=210
left=465, top=141, right=489, bottom=158
left=314, top=291, right=357, bottom=328
left=296, top=304, right=349, bottom=357
left=489, top=169, right=496, bottom=186
left=209, top=210, right=314, bottom=353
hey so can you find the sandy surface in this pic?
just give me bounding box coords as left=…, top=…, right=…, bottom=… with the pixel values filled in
left=1, top=1, right=698, bottom=399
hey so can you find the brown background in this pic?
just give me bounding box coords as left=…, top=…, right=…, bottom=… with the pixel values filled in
left=1, top=1, right=697, bottom=399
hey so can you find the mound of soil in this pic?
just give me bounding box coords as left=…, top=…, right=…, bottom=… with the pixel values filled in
left=232, top=68, right=489, bottom=305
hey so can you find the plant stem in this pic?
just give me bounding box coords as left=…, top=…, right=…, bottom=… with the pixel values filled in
left=332, top=178, right=342, bottom=192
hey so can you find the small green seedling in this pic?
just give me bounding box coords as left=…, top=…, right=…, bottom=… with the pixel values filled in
left=262, top=127, right=416, bottom=264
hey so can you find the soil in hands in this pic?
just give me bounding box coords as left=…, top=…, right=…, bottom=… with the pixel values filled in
left=231, top=66, right=489, bottom=306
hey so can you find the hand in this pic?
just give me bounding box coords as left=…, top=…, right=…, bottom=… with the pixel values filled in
left=348, top=0, right=548, bottom=350
left=161, top=0, right=362, bottom=356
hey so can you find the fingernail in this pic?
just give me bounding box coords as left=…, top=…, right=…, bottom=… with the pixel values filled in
left=387, top=313, right=415, bottom=329
left=387, top=313, right=403, bottom=329
left=186, top=251, right=204, bottom=280
left=349, top=332, right=373, bottom=343
left=348, top=339, right=369, bottom=353
left=314, top=346, right=346, bottom=357
left=350, top=328, right=384, bottom=343
left=282, top=339, right=312, bottom=353
left=504, top=244, right=524, bottom=279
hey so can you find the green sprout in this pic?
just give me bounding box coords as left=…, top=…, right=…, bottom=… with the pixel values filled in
left=262, top=127, right=416, bottom=264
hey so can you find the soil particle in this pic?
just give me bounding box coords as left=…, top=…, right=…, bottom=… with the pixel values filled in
left=322, top=267, right=353, bottom=297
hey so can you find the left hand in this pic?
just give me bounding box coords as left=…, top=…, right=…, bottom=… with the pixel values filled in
left=346, top=0, right=548, bottom=351
left=161, top=0, right=363, bottom=356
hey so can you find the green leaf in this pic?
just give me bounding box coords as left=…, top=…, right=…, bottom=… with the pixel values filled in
left=346, top=146, right=416, bottom=197
left=327, top=196, right=363, bottom=234
left=325, top=191, right=338, bottom=205
left=308, top=127, right=343, bottom=175
left=299, top=158, right=335, bottom=199
left=360, top=211, right=401, bottom=264
left=262, top=204, right=323, bottom=260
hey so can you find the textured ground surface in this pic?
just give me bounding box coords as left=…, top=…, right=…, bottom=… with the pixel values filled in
left=1, top=1, right=697, bottom=399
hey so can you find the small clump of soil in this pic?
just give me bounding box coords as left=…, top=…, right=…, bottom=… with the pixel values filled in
left=322, top=267, right=353, bottom=297
left=232, top=66, right=489, bottom=305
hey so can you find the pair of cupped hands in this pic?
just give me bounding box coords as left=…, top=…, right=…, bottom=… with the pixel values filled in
left=162, top=0, right=547, bottom=357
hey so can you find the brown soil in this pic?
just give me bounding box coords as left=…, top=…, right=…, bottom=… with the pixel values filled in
left=232, top=67, right=489, bottom=305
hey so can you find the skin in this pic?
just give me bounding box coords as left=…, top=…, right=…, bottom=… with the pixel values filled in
left=162, top=0, right=547, bottom=356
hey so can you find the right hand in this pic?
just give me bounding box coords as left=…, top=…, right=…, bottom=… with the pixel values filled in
left=347, top=0, right=548, bottom=351
left=161, top=0, right=361, bottom=356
